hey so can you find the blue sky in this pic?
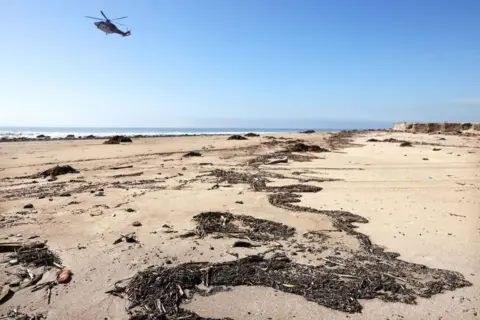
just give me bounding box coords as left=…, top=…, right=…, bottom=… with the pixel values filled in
left=1, top=0, right=479, bottom=128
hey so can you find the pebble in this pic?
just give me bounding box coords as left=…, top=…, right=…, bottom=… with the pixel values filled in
left=132, top=221, right=142, bottom=227
left=24, top=203, right=34, bottom=209
left=112, top=213, right=116, bottom=217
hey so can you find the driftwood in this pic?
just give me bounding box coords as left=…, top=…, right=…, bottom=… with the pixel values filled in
left=111, top=165, right=134, bottom=170
left=265, top=157, right=288, bottom=165
left=0, top=242, right=45, bottom=253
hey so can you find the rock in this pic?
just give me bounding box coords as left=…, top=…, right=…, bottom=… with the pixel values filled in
left=400, top=141, right=413, bottom=147
left=244, top=132, right=260, bottom=137
left=235, top=201, right=244, bottom=204
left=422, top=158, right=429, bottom=161
left=433, top=148, right=442, bottom=151
left=132, top=221, right=142, bottom=227
left=66, top=134, right=75, bottom=139
left=36, top=134, right=46, bottom=139
left=24, top=203, right=34, bottom=209
left=56, top=269, right=71, bottom=283
left=125, top=208, right=136, bottom=212
left=59, top=192, right=71, bottom=197
left=227, top=135, right=248, bottom=140
left=299, top=130, right=315, bottom=134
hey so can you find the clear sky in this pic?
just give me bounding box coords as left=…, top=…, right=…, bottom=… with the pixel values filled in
left=1, top=0, right=479, bottom=128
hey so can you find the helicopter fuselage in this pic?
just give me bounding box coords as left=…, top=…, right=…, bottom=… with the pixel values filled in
left=94, top=21, right=116, bottom=34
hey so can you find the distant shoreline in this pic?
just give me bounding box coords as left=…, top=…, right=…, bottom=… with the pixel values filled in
left=0, top=129, right=395, bottom=143
left=0, top=127, right=349, bottom=141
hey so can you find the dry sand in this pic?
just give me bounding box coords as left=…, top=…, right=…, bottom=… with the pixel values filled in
left=0, top=131, right=479, bottom=319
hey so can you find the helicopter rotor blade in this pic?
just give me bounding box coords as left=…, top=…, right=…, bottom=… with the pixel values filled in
left=113, top=22, right=127, bottom=26
left=111, top=16, right=128, bottom=20
left=85, top=16, right=104, bottom=20
left=100, top=10, right=109, bottom=20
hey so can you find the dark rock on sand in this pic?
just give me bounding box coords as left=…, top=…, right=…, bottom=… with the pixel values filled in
left=24, top=204, right=34, bottom=209
left=300, top=130, right=315, bottom=134
left=244, top=133, right=260, bottom=137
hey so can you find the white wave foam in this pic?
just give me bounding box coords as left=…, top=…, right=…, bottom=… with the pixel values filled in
left=0, top=130, right=275, bottom=139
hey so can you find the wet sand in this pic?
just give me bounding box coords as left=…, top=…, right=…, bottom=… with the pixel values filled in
left=0, top=131, right=479, bottom=319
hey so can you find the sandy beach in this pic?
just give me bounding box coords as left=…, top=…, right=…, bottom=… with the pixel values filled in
left=0, top=130, right=479, bottom=320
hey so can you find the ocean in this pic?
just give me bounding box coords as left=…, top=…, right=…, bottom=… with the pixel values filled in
left=0, top=127, right=340, bottom=140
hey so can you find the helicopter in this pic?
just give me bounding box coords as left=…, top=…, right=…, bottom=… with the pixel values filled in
left=85, top=11, right=131, bottom=37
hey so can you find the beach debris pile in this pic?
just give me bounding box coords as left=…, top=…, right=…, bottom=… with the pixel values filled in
left=0, top=241, right=71, bottom=306
left=287, top=142, right=329, bottom=153
left=112, top=193, right=473, bottom=319
left=110, top=242, right=471, bottom=320
left=399, top=141, right=413, bottom=147
left=367, top=138, right=414, bottom=147
left=183, top=151, right=202, bottom=157
left=263, top=184, right=322, bottom=193
left=227, top=135, right=248, bottom=140
left=2, top=309, right=47, bottom=320
left=33, top=165, right=79, bottom=179
left=206, top=169, right=269, bottom=191
left=244, top=132, right=260, bottom=137
left=104, top=135, right=133, bottom=144
left=326, top=130, right=359, bottom=149
left=189, top=211, right=295, bottom=241
left=206, top=169, right=325, bottom=192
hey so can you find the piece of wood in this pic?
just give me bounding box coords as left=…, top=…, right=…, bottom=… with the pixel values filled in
left=111, top=165, right=133, bottom=170
left=0, top=285, right=12, bottom=304
left=321, top=257, right=346, bottom=267
left=0, top=243, right=22, bottom=253
left=0, top=242, right=45, bottom=253
left=383, top=272, right=406, bottom=282
left=265, top=157, right=288, bottom=165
